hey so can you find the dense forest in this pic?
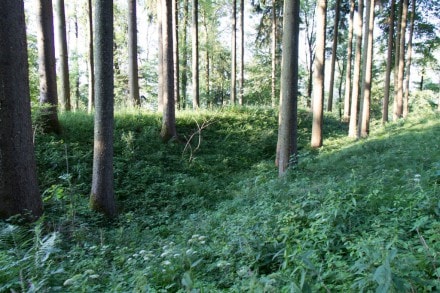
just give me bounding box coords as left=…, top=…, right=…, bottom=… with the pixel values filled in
left=1, top=0, right=439, bottom=291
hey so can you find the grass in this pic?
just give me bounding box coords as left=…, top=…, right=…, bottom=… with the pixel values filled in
left=1, top=105, right=439, bottom=292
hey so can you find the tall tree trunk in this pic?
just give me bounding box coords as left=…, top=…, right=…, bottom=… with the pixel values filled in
left=74, top=2, right=80, bottom=110
left=394, top=0, right=408, bottom=120
left=180, top=0, right=189, bottom=109
left=393, top=0, right=403, bottom=119
left=37, top=0, right=61, bottom=134
left=327, top=0, right=341, bottom=112
left=157, top=0, right=164, bottom=112
left=311, top=0, right=327, bottom=148
left=271, top=0, right=277, bottom=107
left=343, top=0, right=355, bottom=122
left=87, top=0, right=95, bottom=113
left=358, top=0, right=375, bottom=138
left=238, top=0, right=244, bottom=105
left=348, top=0, right=363, bottom=138
left=230, top=0, right=237, bottom=105
left=403, top=0, right=415, bottom=118
left=54, top=0, right=71, bottom=111
left=173, top=0, right=180, bottom=109
left=192, top=0, right=199, bottom=109
left=203, top=16, right=210, bottom=100
left=161, top=0, right=177, bottom=141
left=0, top=0, right=42, bottom=221
left=276, top=0, right=299, bottom=176
left=128, top=0, right=141, bottom=107
left=90, top=0, right=116, bottom=217
left=382, top=0, right=395, bottom=124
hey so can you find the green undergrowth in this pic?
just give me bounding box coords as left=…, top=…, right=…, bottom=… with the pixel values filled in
left=1, top=106, right=439, bottom=292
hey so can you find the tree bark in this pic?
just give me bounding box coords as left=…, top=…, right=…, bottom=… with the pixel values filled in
left=90, top=0, right=116, bottom=218
left=343, top=0, right=355, bottom=122
left=403, top=0, right=415, bottom=118
left=128, top=0, right=141, bottom=107
left=87, top=0, right=95, bottom=113
left=382, top=0, right=395, bottom=124
left=180, top=0, right=189, bottom=109
left=238, top=0, right=244, bottom=105
left=348, top=0, right=363, bottom=138
left=394, top=0, right=408, bottom=120
left=161, top=0, right=177, bottom=141
left=172, top=0, right=180, bottom=109
left=54, top=0, right=71, bottom=112
left=0, top=0, right=42, bottom=221
left=230, top=0, right=237, bottom=105
left=192, top=0, right=200, bottom=109
left=37, top=0, right=61, bottom=134
left=276, top=0, right=299, bottom=176
left=157, top=0, right=164, bottom=112
left=327, top=0, right=341, bottom=112
left=271, top=0, right=277, bottom=108
left=311, top=0, right=327, bottom=148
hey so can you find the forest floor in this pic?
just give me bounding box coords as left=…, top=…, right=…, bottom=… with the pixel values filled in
left=1, top=104, right=440, bottom=292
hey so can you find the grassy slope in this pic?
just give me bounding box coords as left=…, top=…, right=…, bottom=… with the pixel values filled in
left=1, top=107, right=439, bottom=292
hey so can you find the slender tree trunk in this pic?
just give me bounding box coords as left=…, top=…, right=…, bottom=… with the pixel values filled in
left=394, top=0, right=408, bottom=120
left=343, top=0, right=355, bottom=122
left=311, top=0, right=327, bottom=148
left=348, top=0, right=363, bottom=138
left=90, top=0, right=116, bottom=217
left=230, top=0, right=237, bottom=105
left=180, top=0, right=189, bottom=109
left=238, top=0, right=244, bottom=105
left=157, top=0, right=164, bottom=112
left=37, top=0, right=61, bottom=134
left=87, top=0, right=95, bottom=113
left=74, top=3, right=80, bottom=110
left=173, top=0, right=180, bottom=109
left=271, top=0, right=277, bottom=107
left=276, top=0, right=299, bottom=176
left=393, top=0, right=403, bottom=119
left=161, top=0, right=177, bottom=141
left=55, top=0, right=71, bottom=112
left=383, top=0, right=395, bottom=124
left=128, top=0, right=141, bottom=107
left=327, top=0, right=341, bottom=112
left=358, top=0, right=375, bottom=138
left=403, top=0, right=415, bottom=118
left=203, top=17, right=210, bottom=100
left=192, top=0, right=199, bottom=109
left=0, top=0, right=42, bottom=221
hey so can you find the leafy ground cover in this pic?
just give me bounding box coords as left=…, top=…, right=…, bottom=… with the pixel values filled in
left=1, top=106, right=439, bottom=292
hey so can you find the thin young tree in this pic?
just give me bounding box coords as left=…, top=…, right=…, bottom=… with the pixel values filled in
left=403, top=0, right=415, bottom=117
left=382, top=0, right=395, bottom=124
left=238, top=0, right=244, bottom=105
left=348, top=0, right=364, bottom=138
left=394, top=0, right=408, bottom=120
left=161, top=0, right=177, bottom=141
left=230, top=0, right=237, bottom=105
left=37, top=0, right=61, bottom=134
left=181, top=0, right=189, bottom=109
left=343, top=0, right=355, bottom=122
left=173, top=0, right=180, bottom=109
left=157, top=0, right=164, bottom=112
left=271, top=0, right=278, bottom=107
left=327, top=0, right=341, bottom=112
left=87, top=0, right=95, bottom=113
left=128, top=0, right=141, bottom=107
left=90, top=0, right=116, bottom=217
left=54, top=0, right=71, bottom=111
left=0, top=0, right=43, bottom=221
left=276, top=0, right=300, bottom=176
left=311, top=0, right=327, bottom=148
left=192, top=0, right=200, bottom=109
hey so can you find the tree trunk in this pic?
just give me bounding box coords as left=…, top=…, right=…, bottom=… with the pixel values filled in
left=192, top=0, right=200, bottom=109
left=403, top=0, right=415, bottom=118
left=382, top=0, right=395, bottom=124
left=358, top=0, right=375, bottom=138
left=394, top=0, right=408, bottom=120
left=271, top=0, right=277, bottom=107
left=54, top=0, right=71, bottom=112
left=230, top=0, right=237, bottom=105
left=343, top=0, right=355, bottom=122
left=276, top=0, right=299, bottom=176
left=173, top=0, right=180, bottom=109
left=311, top=0, right=327, bottom=148
left=37, top=0, right=61, bottom=134
left=180, top=0, right=189, bottom=109
left=0, top=0, right=42, bottom=221
left=348, top=0, right=363, bottom=138
left=128, top=0, right=141, bottom=107
left=157, top=0, right=164, bottom=112
left=87, top=0, right=95, bottom=113
left=73, top=3, right=80, bottom=111
left=327, top=0, right=341, bottom=112
left=90, top=0, right=116, bottom=218
left=238, top=0, right=244, bottom=105
left=161, top=0, right=177, bottom=141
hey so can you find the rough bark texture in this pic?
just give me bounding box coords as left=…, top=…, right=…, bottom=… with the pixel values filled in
left=230, top=0, right=237, bottom=105
left=276, top=0, right=299, bottom=176
left=343, top=0, right=355, bottom=122
left=403, top=0, right=415, bottom=118
left=192, top=0, right=199, bottom=109
left=90, top=0, right=116, bottom=217
left=383, top=0, right=395, bottom=124
left=327, top=0, right=341, bottom=112
left=161, top=0, right=177, bottom=141
left=394, top=0, right=408, bottom=120
left=311, top=0, right=327, bottom=148
left=0, top=0, right=42, bottom=221
left=55, top=0, right=71, bottom=111
left=37, top=0, right=61, bottom=134
left=128, top=0, right=141, bottom=107
left=87, top=0, right=95, bottom=113
left=348, top=0, right=363, bottom=138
